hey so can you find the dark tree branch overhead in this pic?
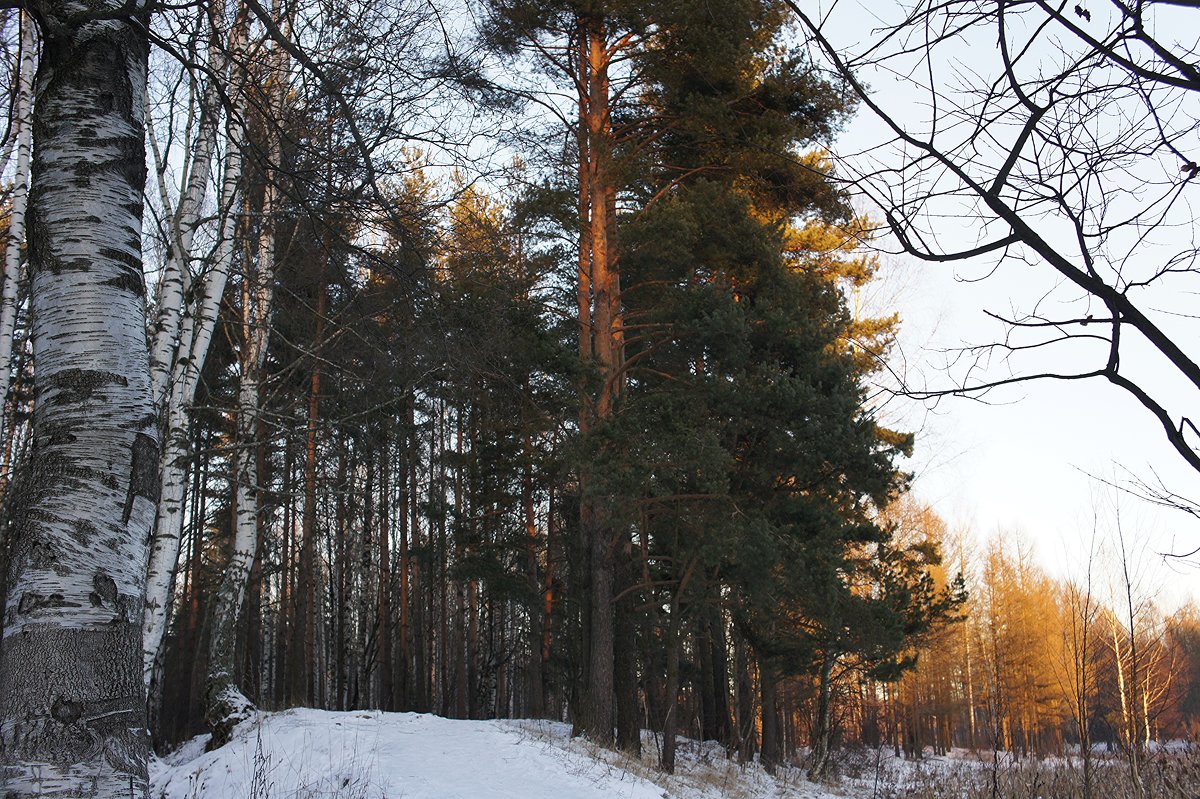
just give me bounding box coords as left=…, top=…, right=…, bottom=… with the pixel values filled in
left=785, top=0, right=1200, bottom=488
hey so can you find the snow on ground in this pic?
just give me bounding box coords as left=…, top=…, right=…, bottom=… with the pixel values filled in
left=151, top=709, right=853, bottom=799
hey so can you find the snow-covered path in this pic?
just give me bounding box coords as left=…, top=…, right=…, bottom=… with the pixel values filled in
left=152, top=709, right=846, bottom=799
left=154, top=709, right=675, bottom=798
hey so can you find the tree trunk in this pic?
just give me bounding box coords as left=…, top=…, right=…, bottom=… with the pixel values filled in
left=142, top=51, right=244, bottom=687
left=708, top=607, right=732, bottom=746
left=206, top=370, right=264, bottom=744
left=0, top=12, right=34, bottom=447
left=205, top=42, right=279, bottom=738
left=523, top=434, right=544, bottom=717
left=378, top=439, right=394, bottom=710
left=576, top=12, right=623, bottom=745
left=614, top=529, right=639, bottom=753
left=145, top=0, right=230, bottom=408
left=735, top=632, right=756, bottom=765
left=334, top=448, right=348, bottom=710
left=0, top=3, right=156, bottom=794
left=809, top=652, right=836, bottom=780
left=398, top=410, right=413, bottom=711
left=292, top=248, right=328, bottom=707
left=760, top=658, right=781, bottom=774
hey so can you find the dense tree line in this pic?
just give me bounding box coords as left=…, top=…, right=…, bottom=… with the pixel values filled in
left=784, top=514, right=1200, bottom=771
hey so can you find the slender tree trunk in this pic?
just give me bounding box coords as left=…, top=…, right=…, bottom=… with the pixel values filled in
left=292, top=251, right=328, bottom=706
left=276, top=438, right=293, bottom=706
left=0, top=13, right=34, bottom=445
left=614, top=528, right=639, bottom=753
left=809, top=652, right=836, bottom=780
left=542, top=488, right=557, bottom=715
left=206, top=348, right=267, bottom=744
left=760, top=658, right=781, bottom=774
left=378, top=438, right=394, bottom=710
left=205, top=37, right=280, bottom=737
left=709, top=607, right=732, bottom=746
left=523, top=434, right=544, bottom=717
left=334, top=448, right=348, bottom=710
left=735, top=632, right=755, bottom=764
left=145, top=0, right=232, bottom=408
left=0, top=3, right=157, bottom=794
left=660, top=605, right=682, bottom=774
left=467, top=578, right=479, bottom=718
left=452, top=417, right=467, bottom=719
left=142, top=58, right=245, bottom=688
left=660, top=558, right=698, bottom=773
left=398, top=409, right=413, bottom=711
left=411, top=406, right=428, bottom=712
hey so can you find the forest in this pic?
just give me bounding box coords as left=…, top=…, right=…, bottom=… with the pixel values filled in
left=0, top=1, right=1197, bottom=798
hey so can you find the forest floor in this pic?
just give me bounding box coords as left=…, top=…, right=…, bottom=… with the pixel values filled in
left=150, top=708, right=854, bottom=799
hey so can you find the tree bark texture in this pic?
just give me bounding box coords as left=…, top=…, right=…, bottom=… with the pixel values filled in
left=0, top=2, right=156, bottom=795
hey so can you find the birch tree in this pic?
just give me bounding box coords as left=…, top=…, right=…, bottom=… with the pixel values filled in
left=142, top=0, right=247, bottom=691
left=205, top=10, right=284, bottom=742
left=0, top=13, right=34, bottom=452
left=0, top=0, right=157, bottom=795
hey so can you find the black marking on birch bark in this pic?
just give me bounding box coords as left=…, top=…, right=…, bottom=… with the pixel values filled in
left=41, top=368, right=127, bottom=405
left=17, top=592, right=78, bottom=614
left=27, top=539, right=60, bottom=571
left=121, top=432, right=158, bottom=524
left=101, top=269, right=145, bottom=297
left=119, top=413, right=157, bottom=431
left=70, top=519, right=97, bottom=545
left=97, top=246, right=140, bottom=272
left=90, top=572, right=117, bottom=609
left=46, top=430, right=76, bottom=446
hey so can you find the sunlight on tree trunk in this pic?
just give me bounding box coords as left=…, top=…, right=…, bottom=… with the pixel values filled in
left=0, top=2, right=156, bottom=795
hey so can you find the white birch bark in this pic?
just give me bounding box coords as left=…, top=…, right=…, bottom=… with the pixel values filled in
left=0, top=15, right=36, bottom=445
left=206, top=20, right=282, bottom=740
left=141, top=3, right=247, bottom=688
left=146, top=5, right=227, bottom=410
left=0, top=2, right=156, bottom=796
left=142, top=106, right=244, bottom=687
left=206, top=198, right=275, bottom=743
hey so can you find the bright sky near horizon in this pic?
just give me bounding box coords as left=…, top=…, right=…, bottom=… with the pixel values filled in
left=812, top=0, right=1200, bottom=611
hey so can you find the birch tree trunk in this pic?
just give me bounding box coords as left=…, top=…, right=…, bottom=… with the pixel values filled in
left=142, top=88, right=244, bottom=687
left=0, top=2, right=156, bottom=795
left=142, top=5, right=247, bottom=689
left=204, top=203, right=273, bottom=745
left=205, top=20, right=281, bottom=741
left=0, top=14, right=35, bottom=448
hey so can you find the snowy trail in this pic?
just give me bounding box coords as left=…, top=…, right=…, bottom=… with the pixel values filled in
left=153, top=709, right=673, bottom=799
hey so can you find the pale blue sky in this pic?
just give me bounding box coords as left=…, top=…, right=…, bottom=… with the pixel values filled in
left=813, top=0, right=1200, bottom=609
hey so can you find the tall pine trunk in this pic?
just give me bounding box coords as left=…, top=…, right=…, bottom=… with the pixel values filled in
left=577, top=12, right=622, bottom=746
left=0, top=3, right=157, bottom=794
